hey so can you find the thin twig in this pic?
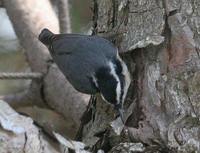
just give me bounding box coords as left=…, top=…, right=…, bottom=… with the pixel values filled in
left=0, top=72, right=43, bottom=80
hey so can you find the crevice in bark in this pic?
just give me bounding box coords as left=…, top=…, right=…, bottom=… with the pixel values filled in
left=168, top=9, right=178, bottom=17
left=40, top=61, right=53, bottom=108
left=23, top=132, right=27, bottom=153
left=40, top=82, right=49, bottom=107
left=111, top=0, right=118, bottom=28
left=92, top=0, right=98, bottom=35
left=195, top=48, right=200, bottom=59
left=123, top=0, right=130, bottom=26
left=92, top=129, right=111, bottom=153
left=125, top=50, right=145, bottom=128
left=38, top=130, right=43, bottom=152
left=162, top=9, right=172, bottom=73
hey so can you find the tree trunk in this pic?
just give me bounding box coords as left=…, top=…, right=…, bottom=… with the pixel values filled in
left=78, top=0, right=200, bottom=152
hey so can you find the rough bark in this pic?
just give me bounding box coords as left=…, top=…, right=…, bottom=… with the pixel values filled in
left=2, top=0, right=90, bottom=130
left=78, top=0, right=200, bottom=152
left=1, top=0, right=199, bottom=152
left=0, top=100, right=59, bottom=153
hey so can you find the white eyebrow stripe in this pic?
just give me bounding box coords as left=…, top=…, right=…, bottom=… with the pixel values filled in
left=117, top=53, right=131, bottom=105
left=108, top=61, right=121, bottom=104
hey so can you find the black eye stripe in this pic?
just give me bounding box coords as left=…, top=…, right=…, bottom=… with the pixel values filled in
left=118, top=74, right=125, bottom=103
left=112, top=58, right=122, bottom=74
left=95, top=67, right=117, bottom=104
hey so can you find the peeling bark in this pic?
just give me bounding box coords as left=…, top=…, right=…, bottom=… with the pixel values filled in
left=0, top=100, right=59, bottom=153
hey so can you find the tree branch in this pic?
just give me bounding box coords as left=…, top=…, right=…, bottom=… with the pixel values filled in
left=3, top=0, right=89, bottom=129
left=57, top=0, right=71, bottom=33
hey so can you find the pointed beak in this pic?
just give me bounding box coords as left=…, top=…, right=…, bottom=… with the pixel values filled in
left=116, top=107, right=125, bottom=124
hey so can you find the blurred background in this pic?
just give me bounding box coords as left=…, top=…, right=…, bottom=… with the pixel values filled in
left=0, top=0, right=92, bottom=95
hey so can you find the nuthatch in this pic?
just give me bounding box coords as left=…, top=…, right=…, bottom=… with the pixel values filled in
left=38, top=28, right=131, bottom=123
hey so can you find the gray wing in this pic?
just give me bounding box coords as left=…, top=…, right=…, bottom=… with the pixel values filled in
left=51, top=34, right=118, bottom=58
left=50, top=34, right=118, bottom=94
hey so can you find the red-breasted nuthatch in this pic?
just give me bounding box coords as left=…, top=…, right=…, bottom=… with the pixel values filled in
left=38, top=28, right=131, bottom=123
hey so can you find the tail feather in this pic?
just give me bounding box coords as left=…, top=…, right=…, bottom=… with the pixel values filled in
left=38, top=28, right=54, bottom=46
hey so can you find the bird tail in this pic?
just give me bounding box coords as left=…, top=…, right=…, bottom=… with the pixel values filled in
left=38, top=28, right=55, bottom=46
